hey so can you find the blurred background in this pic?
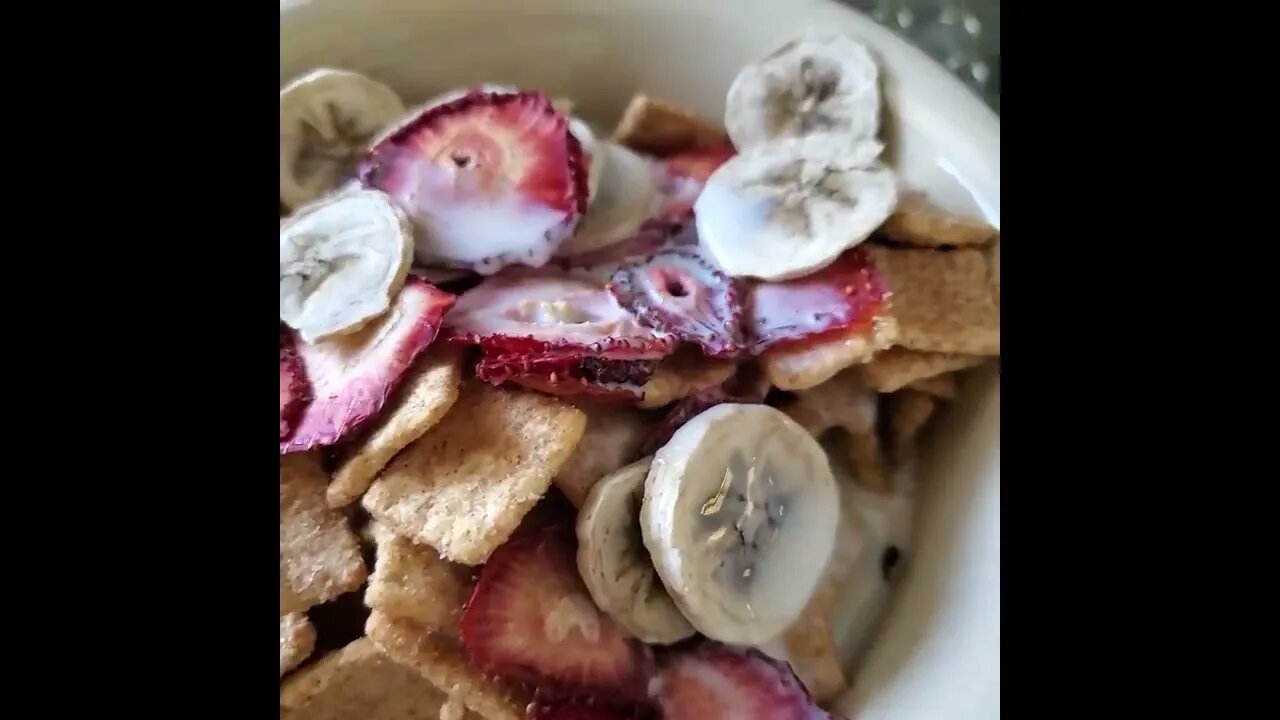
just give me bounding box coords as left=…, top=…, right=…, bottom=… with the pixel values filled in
left=845, top=0, right=999, bottom=113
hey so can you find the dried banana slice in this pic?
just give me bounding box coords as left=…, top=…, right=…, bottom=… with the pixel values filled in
left=694, top=135, right=896, bottom=281
left=558, top=141, right=658, bottom=258
left=280, top=68, right=406, bottom=211
left=641, top=403, right=839, bottom=645
left=577, top=457, right=697, bottom=645
left=280, top=190, right=414, bottom=343
left=724, top=32, right=882, bottom=150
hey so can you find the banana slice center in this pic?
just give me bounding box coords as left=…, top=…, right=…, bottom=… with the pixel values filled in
left=643, top=404, right=839, bottom=645
left=771, top=57, right=843, bottom=136
left=699, top=450, right=790, bottom=594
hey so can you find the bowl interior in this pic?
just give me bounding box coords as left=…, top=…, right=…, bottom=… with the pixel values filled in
left=281, top=1, right=1000, bottom=717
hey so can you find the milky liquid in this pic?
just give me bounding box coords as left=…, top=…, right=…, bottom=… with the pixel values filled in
left=376, top=147, right=571, bottom=274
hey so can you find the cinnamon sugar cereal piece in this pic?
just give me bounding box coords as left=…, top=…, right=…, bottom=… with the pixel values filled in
left=780, top=479, right=881, bottom=703
left=552, top=403, right=649, bottom=507
left=760, top=317, right=898, bottom=391
left=328, top=346, right=464, bottom=508
left=846, top=431, right=889, bottom=494
left=781, top=581, right=847, bottom=704
left=887, top=390, right=937, bottom=463
left=880, top=192, right=999, bottom=248
left=638, top=350, right=737, bottom=409
left=362, top=382, right=587, bottom=565
left=782, top=370, right=878, bottom=439
left=612, top=94, right=728, bottom=154
left=366, top=610, right=532, bottom=720
left=860, top=347, right=986, bottom=393
left=281, top=452, right=367, bottom=614
left=865, top=246, right=1000, bottom=356
left=280, top=613, right=317, bottom=678
left=905, top=373, right=957, bottom=399
left=280, top=637, right=457, bottom=720
left=366, top=522, right=475, bottom=633
left=783, top=371, right=887, bottom=493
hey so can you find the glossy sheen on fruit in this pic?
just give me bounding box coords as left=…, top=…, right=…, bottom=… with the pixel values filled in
left=359, top=91, right=589, bottom=275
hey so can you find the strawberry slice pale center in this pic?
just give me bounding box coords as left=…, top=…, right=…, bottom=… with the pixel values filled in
left=360, top=91, right=589, bottom=275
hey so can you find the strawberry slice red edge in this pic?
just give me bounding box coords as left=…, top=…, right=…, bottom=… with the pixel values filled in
left=448, top=332, right=676, bottom=363
left=475, top=349, right=657, bottom=387
left=459, top=526, right=656, bottom=703
left=509, top=371, right=647, bottom=404
left=358, top=90, right=589, bottom=218
left=607, top=246, right=747, bottom=359
left=655, top=641, right=841, bottom=720
left=279, top=324, right=312, bottom=440
left=279, top=277, right=457, bottom=454
left=746, top=248, right=890, bottom=354
left=472, top=348, right=654, bottom=403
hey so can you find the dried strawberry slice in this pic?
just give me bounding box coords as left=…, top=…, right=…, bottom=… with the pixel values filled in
left=608, top=246, right=746, bottom=358
left=747, top=248, right=889, bottom=353
left=473, top=349, right=652, bottom=403
left=460, top=527, right=655, bottom=701
left=511, top=372, right=648, bottom=404
left=477, top=350, right=657, bottom=388
left=358, top=91, right=588, bottom=275
left=445, top=271, right=676, bottom=360
left=280, top=277, right=456, bottom=454
left=656, top=642, right=836, bottom=720
left=279, top=325, right=312, bottom=440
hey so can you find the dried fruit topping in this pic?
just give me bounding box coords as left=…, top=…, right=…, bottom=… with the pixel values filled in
left=460, top=527, right=655, bottom=701
left=653, top=145, right=736, bottom=221
left=446, top=271, right=676, bottom=360
left=747, top=248, right=889, bottom=353
left=279, top=326, right=312, bottom=440
left=358, top=91, right=589, bottom=275
left=479, top=352, right=652, bottom=403
left=655, top=642, right=835, bottom=720
left=477, top=351, right=657, bottom=388
left=280, top=277, right=456, bottom=454
left=557, top=141, right=659, bottom=259
left=608, top=246, right=746, bottom=358
left=512, top=373, right=648, bottom=404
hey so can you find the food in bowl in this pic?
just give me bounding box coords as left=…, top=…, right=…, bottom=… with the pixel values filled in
left=279, top=30, right=1000, bottom=720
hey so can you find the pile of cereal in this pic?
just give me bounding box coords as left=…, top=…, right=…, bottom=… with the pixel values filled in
left=279, top=31, right=999, bottom=720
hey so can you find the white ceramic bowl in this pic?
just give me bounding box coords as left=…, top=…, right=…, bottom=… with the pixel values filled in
left=280, top=1, right=1000, bottom=717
